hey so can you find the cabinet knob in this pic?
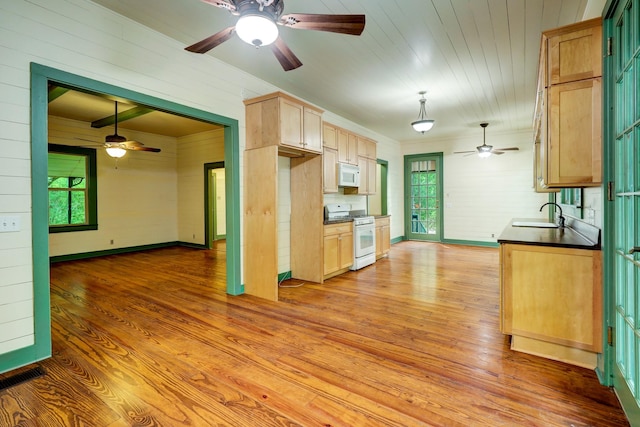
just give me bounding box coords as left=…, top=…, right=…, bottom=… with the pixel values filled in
left=629, top=247, right=640, bottom=254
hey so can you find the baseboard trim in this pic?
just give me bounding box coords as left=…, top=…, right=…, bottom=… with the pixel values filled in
left=48, top=241, right=204, bottom=263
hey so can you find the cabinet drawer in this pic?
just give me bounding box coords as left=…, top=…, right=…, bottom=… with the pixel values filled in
left=324, top=223, right=353, bottom=236
left=375, top=217, right=390, bottom=227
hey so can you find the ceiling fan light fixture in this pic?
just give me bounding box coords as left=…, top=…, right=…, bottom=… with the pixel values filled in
left=236, top=14, right=279, bottom=47
left=106, top=146, right=126, bottom=158
left=411, top=91, right=435, bottom=133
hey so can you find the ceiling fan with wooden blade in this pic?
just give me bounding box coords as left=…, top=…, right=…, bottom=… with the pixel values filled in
left=185, top=0, right=366, bottom=71
left=78, top=101, right=161, bottom=157
left=453, top=123, right=519, bottom=157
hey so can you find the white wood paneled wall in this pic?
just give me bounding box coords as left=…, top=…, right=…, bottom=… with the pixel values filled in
left=403, top=129, right=548, bottom=242
left=177, top=129, right=224, bottom=245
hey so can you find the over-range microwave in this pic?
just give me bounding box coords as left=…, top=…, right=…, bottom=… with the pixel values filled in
left=338, top=163, right=360, bottom=187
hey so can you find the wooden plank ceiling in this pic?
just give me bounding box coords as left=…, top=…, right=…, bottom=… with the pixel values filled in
left=87, top=0, right=594, bottom=141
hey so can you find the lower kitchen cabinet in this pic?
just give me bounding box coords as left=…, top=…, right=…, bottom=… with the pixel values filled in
left=375, top=216, right=390, bottom=259
left=500, top=243, right=602, bottom=368
left=324, top=223, right=353, bottom=278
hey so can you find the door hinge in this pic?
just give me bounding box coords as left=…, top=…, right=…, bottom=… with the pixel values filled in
left=607, top=37, right=613, bottom=56
left=608, top=181, right=615, bottom=201
left=608, top=326, right=614, bottom=346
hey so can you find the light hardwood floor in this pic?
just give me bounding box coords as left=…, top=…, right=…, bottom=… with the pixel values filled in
left=0, top=241, right=629, bottom=426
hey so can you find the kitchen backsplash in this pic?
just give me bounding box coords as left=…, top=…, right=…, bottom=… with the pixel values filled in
left=324, top=192, right=367, bottom=213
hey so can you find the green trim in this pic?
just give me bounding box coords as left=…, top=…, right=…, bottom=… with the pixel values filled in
left=614, top=365, right=640, bottom=427
left=377, top=159, right=389, bottom=215
left=441, top=239, right=500, bottom=249
left=390, top=236, right=404, bottom=245
left=91, top=106, right=154, bottom=128
left=601, top=2, right=617, bottom=389
left=278, top=271, right=292, bottom=282
left=204, top=162, right=224, bottom=249
left=47, top=144, right=98, bottom=233
left=403, top=153, right=444, bottom=241
left=50, top=242, right=179, bottom=263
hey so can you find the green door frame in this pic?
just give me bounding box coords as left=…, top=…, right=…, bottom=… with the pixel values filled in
left=603, top=0, right=640, bottom=423
left=0, top=63, right=243, bottom=373
left=205, top=162, right=225, bottom=247
left=404, top=153, right=444, bottom=241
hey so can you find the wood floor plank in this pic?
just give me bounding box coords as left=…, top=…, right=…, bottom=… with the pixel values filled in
left=0, top=242, right=629, bottom=426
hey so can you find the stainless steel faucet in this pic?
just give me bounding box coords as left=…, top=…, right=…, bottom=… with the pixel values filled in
left=539, top=202, right=565, bottom=228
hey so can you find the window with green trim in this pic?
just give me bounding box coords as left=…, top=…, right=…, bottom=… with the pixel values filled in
left=48, top=144, right=98, bottom=232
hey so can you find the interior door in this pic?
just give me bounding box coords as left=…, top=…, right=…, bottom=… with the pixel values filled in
left=404, top=153, right=443, bottom=241
left=607, top=0, right=640, bottom=421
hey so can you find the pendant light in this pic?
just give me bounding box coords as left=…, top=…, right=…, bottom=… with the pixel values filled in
left=411, top=91, right=435, bottom=133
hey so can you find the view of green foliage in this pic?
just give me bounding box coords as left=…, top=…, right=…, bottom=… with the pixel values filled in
left=48, top=177, right=87, bottom=225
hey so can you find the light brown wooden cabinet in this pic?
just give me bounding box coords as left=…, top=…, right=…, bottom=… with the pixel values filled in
left=500, top=243, right=602, bottom=368
left=533, top=17, right=602, bottom=189
left=243, top=92, right=324, bottom=302
left=323, top=147, right=338, bottom=193
left=323, top=223, right=353, bottom=278
left=323, top=122, right=338, bottom=150
left=338, top=128, right=358, bottom=165
left=244, top=92, right=323, bottom=156
left=375, top=216, right=390, bottom=259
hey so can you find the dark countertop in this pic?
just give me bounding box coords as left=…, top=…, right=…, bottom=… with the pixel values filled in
left=323, top=218, right=353, bottom=225
left=497, top=218, right=600, bottom=250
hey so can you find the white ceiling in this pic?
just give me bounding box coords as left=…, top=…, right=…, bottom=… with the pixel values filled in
left=81, top=0, right=601, bottom=142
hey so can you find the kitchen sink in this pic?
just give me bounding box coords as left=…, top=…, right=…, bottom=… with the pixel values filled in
left=512, top=221, right=558, bottom=228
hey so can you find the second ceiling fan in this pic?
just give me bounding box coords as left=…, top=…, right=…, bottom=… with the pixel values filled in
left=185, top=0, right=366, bottom=71
left=454, top=123, right=519, bottom=158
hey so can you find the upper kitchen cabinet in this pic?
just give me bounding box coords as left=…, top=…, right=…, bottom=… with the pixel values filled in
left=338, top=128, right=358, bottom=165
left=546, top=20, right=602, bottom=86
left=323, top=122, right=338, bottom=150
left=244, top=92, right=323, bottom=156
left=534, top=17, right=602, bottom=189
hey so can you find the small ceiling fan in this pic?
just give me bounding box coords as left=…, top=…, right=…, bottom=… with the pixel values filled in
left=453, top=122, right=519, bottom=158
left=185, top=0, right=366, bottom=71
left=79, top=101, right=161, bottom=158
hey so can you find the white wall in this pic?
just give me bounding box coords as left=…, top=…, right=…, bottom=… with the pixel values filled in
left=403, top=129, right=549, bottom=242
left=48, top=117, right=179, bottom=256
left=177, top=129, right=225, bottom=244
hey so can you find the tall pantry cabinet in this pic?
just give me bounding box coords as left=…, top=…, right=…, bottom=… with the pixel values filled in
left=243, top=92, right=324, bottom=301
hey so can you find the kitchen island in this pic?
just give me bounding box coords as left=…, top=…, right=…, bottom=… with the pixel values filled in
left=498, top=218, right=602, bottom=368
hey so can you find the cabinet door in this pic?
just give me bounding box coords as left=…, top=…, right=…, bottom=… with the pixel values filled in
left=303, top=108, right=323, bottom=153
left=279, top=98, right=304, bottom=148
left=547, top=78, right=601, bottom=186
left=381, top=224, right=390, bottom=254
left=323, top=147, right=338, bottom=193
left=367, top=158, right=377, bottom=195
left=548, top=23, right=602, bottom=85
left=338, top=232, right=354, bottom=269
left=501, top=243, right=602, bottom=352
left=323, top=234, right=340, bottom=275
left=323, top=123, right=338, bottom=149
left=375, top=225, right=383, bottom=257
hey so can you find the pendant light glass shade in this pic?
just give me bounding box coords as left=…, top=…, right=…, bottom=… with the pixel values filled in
left=411, top=91, right=435, bottom=133
left=236, top=14, right=279, bottom=47
left=106, top=146, right=126, bottom=158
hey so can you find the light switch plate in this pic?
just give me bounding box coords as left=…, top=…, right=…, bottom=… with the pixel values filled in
left=0, top=216, right=21, bottom=232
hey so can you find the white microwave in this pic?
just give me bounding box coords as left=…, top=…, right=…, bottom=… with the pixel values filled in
left=338, top=163, right=360, bottom=187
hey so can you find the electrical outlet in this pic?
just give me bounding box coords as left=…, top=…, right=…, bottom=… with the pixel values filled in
left=0, top=216, right=20, bottom=232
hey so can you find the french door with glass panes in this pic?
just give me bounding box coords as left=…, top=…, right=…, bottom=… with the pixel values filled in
left=404, top=153, right=443, bottom=241
left=606, top=0, right=640, bottom=421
